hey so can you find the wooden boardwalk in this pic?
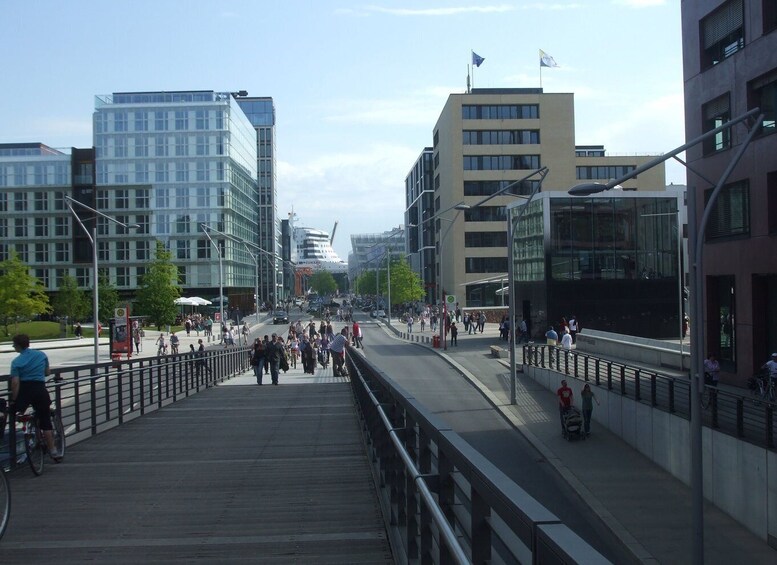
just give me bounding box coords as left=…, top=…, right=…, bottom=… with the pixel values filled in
left=2, top=374, right=393, bottom=564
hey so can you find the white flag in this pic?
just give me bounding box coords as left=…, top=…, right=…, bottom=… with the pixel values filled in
left=539, top=49, right=559, bottom=68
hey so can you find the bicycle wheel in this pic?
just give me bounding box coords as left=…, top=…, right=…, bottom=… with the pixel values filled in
left=0, top=470, right=9, bottom=540
left=52, top=410, right=66, bottom=461
left=24, top=421, right=44, bottom=476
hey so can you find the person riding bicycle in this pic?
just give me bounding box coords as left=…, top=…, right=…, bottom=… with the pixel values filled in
left=8, top=334, right=62, bottom=461
left=703, top=353, right=720, bottom=387
left=762, top=353, right=777, bottom=386
left=169, top=332, right=180, bottom=355
left=156, top=333, right=167, bottom=356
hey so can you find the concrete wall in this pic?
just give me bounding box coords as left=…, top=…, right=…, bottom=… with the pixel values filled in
left=575, top=329, right=690, bottom=372
left=526, top=364, right=777, bottom=547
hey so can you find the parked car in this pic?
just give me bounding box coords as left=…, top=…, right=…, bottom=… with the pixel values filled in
left=376, top=309, right=387, bottom=318
left=272, top=310, right=289, bottom=325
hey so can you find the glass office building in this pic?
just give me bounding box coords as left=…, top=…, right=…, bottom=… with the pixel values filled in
left=509, top=191, right=682, bottom=339
left=92, top=91, right=259, bottom=308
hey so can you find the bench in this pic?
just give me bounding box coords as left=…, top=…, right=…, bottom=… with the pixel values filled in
left=490, top=345, right=507, bottom=359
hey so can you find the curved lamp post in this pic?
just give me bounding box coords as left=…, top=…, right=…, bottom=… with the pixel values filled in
left=567, top=108, right=762, bottom=565
left=65, top=196, right=139, bottom=364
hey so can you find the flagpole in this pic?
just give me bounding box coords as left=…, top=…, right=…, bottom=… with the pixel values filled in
left=467, top=64, right=471, bottom=93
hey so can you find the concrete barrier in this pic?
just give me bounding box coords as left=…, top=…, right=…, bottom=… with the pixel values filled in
left=575, top=329, right=690, bottom=372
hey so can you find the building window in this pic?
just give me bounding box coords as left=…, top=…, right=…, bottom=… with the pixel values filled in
left=136, top=188, right=149, bottom=209
left=465, top=232, right=508, bottom=247
left=35, top=243, right=48, bottom=263
left=0, top=193, right=6, bottom=212
left=197, top=186, right=208, bottom=207
left=177, top=265, right=186, bottom=285
left=464, top=179, right=539, bottom=197
left=712, top=275, right=737, bottom=364
left=54, top=217, right=68, bottom=236
left=465, top=257, right=508, bottom=273
left=706, top=179, right=750, bottom=240
left=116, top=241, right=129, bottom=261
left=175, top=110, right=188, bottom=130
left=14, top=192, right=27, bottom=211
left=114, top=111, right=128, bottom=132
left=197, top=239, right=210, bottom=259
left=701, top=0, right=744, bottom=69
left=97, top=241, right=109, bottom=261
left=0, top=218, right=5, bottom=238
left=116, top=267, right=129, bottom=287
left=134, top=111, right=148, bottom=132
left=462, top=104, right=539, bottom=119
left=196, top=161, right=208, bottom=181
left=175, top=215, right=190, bottom=234
left=136, top=240, right=149, bottom=260
left=463, top=155, right=541, bottom=171
left=765, top=0, right=777, bottom=34
left=55, top=242, right=69, bottom=262
left=156, top=214, right=170, bottom=235
left=155, top=135, right=169, bottom=157
left=175, top=135, right=188, bottom=156
left=14, top=244, right=27, bottom=263
left=155, top=111, right=168, bottom=131
left=196, top=135, right=209, bottom=156
left=175, top=187, right=188, bottom=208
left=96, top=189, right=108, bottom=208
left=767, top=171, right=777, bottom=234
left=34, top=191, right=48, bottom=211
left=156, top=187, right=169, bottom=208
left=135, top=162, right=149, bottom=183
left=34, top=218, right=48, bottom=237
left=135, top=214, right=149, bottom=234
left=175, top=162, right=188, bottom=182
left=464, top=206, right=506, bottom=222
left=576, top=165, right=636, bottom=180
left=195, top=110, right=209, bottom=130
left=115, top=189, right=129, bottom=209
left=15, top=218, right=27, bottom=237
left=748, top=67, right=777, bottom=136
left=463, top=130, right=540, bottom=145
left=134, top=137, right=149, bottom=158
left=35, top=268, right=49, bottom=287
left=702, top=94, right=731, bottom=154
left=176, top=239, right=190, bottom=259
left=114, top=137, right=127, bottom=158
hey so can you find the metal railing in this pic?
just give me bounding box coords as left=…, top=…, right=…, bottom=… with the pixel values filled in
left=1, top=347, right=250, bottom=468
left=523, top=345, right=776, bottom=451
left=346, top=351, right=611, bottom=565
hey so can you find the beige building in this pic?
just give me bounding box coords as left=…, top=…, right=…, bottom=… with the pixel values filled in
left=423, top=88, right=665, bottom=308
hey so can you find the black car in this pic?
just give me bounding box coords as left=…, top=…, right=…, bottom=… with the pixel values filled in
left=272, top=310, right=289, bottom=325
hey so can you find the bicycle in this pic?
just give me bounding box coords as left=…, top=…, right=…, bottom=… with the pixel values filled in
left=0, top=467, right=9, bottom=541
left=748, top=371, right=775, bottom=405
left=16, top=404, right=66, bottom=476
left=700, top=373, right=718, bottom=410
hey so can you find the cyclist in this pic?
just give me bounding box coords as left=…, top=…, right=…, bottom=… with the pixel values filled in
left=8, top=334, right=62, bottom=461
left=761, top=352, right=777, bottom=390
left=156, top=333, right=167, bottom=356
left=169, top=332, right=180, bottom=355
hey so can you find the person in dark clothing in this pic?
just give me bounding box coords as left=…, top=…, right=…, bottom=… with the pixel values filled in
left=251, top=338, right=266, bottom=385
left=266, top=334, right=285, bottom=385
left=450, top=322, right=458, bottom=346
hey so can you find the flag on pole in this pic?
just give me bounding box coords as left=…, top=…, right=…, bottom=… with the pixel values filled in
left=472, top=51, right=485, bottom=67
left=539, top=49, right=559, bottom=68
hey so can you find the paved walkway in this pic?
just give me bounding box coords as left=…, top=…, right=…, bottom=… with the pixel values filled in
left=1, top=337, right=392, bottom=563
left=385, top=321, right=776, bottom=564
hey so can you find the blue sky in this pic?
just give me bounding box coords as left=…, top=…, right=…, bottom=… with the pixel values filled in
left=2, top=0, right=684, bottom=260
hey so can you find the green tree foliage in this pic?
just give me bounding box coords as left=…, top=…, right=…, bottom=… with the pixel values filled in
left=51, top=273, right=88, bottom=328
left=134, top=242, right=181, bottom=329
left=310, top=269, right=337, bottom=298
left=0, top=251, right=52, bottom=335
left=94, top=272, right=120, bottom=324
left=387, top=257, right=424, bottom=306
left=355, top=270, right=379, bottom=296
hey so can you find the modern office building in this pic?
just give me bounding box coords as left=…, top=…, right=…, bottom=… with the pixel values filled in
left=404, top=148, right=437, bottom=304
left=235, top=96, right=283, bottom=304
left=508, top=191, right=683, bottom=339
left=682, top=0, right=777, bottom=381
left=0, top=143, right=95, bottom=290
left=424, top=88, right=665, bottom=308
left=349, top=228, right=405, bottom=294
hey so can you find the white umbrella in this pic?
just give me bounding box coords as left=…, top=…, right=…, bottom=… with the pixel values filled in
left=174, top=297, right=197, bottom=306
left=189, top=297, right=212, bottom=305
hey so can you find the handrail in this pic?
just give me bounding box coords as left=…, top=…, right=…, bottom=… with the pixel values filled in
left=1, top=347, right=251, bottom=468
left=523, top=344, right=776, bottom=451
left=347, top=350, right=611, bottom=564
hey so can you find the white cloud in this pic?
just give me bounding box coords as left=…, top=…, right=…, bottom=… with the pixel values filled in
left=322, top=88, right=453, bottom=127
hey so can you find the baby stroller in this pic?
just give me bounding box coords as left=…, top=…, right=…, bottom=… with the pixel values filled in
left=562, top=406, right=585, bottom=441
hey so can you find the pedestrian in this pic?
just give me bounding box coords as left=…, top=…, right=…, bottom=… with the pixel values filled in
left=545, top=326, right=558, bottom=346
left=185, top=318, right=192, bottom=337
left=241, top=322, right=250, bottom=346
left=352, top=321, right=363, bottom=348
left=251, top=338, right=266, bottom=385
left=170, top=332, right=180, bottom=355
left=195, top=338, right=210, bottom=377
left=561, top=328, right=573, bottom=350
left=761, top=352, right=777, bottom=385
left=704, top=352, right=720, bottom=388
left=556, top=379, right=574, bottom=434
left=478, top=311, right=486, bottom=333
left=156, top=333, right=167, bottom=356
left=267, top=333, right=285, bottom=385
left=580, top=384, right=600, bottom=437
left=568, top=315, right=579, bottom=344
left=8, top=334, right=62, bottom=461
left=133, top=327, right=142, bottom=353
left=407, top=314, right=414, bottom=334
left=450, top=322, right=458, bottom=346
left=74, top=322, right=83, bottom=339
left=463, top=312, right=470, bottom=334
left=519, top=317, right=529, bottom=344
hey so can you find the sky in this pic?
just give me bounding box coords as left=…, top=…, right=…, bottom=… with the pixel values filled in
left=2, top=0, right=685, bottom=261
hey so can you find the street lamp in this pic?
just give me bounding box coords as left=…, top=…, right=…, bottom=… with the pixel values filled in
left=201, top=224, right=225, bottom=336
left=65, top=196, right=139, bottom=365
left=567, top=108, right=763, bottom=565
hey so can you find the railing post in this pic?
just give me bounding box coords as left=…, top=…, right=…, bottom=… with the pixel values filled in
left=90, top=376, right=98, bottom=436
left=766, top=405, right=774, bottom=448
left=651, top=374, right=657, bottom=406
left=606, top=362, right=613, bottom=390
left=669, top=379, right=675, bottom=413
left=594, top=359, right=601, bottom=386
left=620, top=366, right=626, bottom=396
left=634, top=369, right=640, bottom=401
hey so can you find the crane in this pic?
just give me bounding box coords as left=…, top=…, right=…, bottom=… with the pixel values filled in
left=330, top=220, right=338, bottom=245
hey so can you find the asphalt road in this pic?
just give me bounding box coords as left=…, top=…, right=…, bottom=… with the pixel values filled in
left=354, top=315, right=637, bottom=564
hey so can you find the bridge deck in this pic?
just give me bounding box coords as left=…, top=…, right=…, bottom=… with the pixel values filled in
left=2, top=374, right=393, bottom=564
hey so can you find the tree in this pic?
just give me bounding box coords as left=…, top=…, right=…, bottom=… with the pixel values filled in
left=52, top=273, right=88, bottom=330
left=355, top=270, right=378, bottom=297
left=386, top=257, right=424, bottom=307
left=93, top=272, right=120, bottom=324
left=309, top=269, right=337, bottom=298
left=0, top=251, right=52, bottom=335
left=134, top=242, right=181, bottom=329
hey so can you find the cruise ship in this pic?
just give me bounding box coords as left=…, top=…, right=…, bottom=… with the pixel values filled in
left=290, top=214, right=348, bottom=274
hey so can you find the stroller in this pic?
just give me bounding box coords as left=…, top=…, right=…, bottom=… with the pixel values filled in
left=562, top=406, right=585, bottom=441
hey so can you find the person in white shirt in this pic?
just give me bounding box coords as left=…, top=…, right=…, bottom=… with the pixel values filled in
left=561, top=328, right=573, bottom=350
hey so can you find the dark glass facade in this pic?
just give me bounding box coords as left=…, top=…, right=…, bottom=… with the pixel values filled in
left=511, top=193, right=682, bottom=339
